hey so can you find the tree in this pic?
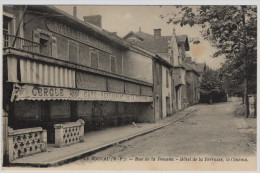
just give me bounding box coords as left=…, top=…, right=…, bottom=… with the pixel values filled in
left=200, top=68, right=225, bottom=103
left=162, top=5, right=257, bottom=117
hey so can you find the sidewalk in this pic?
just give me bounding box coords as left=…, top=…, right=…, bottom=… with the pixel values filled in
left=8, top=106, right=197, bottom=167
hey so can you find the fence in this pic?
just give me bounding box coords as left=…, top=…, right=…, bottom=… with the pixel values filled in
left=8, top=127, right=47, bottom=161
left=54, top=119, right=85, bottom=147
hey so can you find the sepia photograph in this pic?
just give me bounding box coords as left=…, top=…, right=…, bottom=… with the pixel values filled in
left=1, top=1, right=258, bottom=171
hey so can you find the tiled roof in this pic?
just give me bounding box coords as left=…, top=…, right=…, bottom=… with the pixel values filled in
left=124, top=30, right=171, bottom=54
left=24, top=5, right=174, bottom=70
left=123, top=31, right=154, bottom=41
left=29, top=5, right=130, bottom=49
left=124, top=29, right=190, bottom=52
left=132, top=36, right=172, bottom=54
left=123, top=31, right=145, bottom=41
left=135, top=31, right=154, bottom=40
left=182, top=62, right=200, bottom=76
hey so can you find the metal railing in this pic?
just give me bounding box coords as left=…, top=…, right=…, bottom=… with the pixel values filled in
left=3, top=33, right=48, bottom=56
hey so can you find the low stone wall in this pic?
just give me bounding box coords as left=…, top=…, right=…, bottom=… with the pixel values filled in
left=54, top=119, right=85, bottom=147
left=8, top=127, right=47, bottom=161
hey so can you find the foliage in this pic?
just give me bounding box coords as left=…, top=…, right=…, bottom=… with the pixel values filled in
left=162, top=5, right=257, bottom=95
left=200, top=68, right=224, bottom=95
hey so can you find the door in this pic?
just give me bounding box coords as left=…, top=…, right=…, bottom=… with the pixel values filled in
left=176, top=86, right=182, bottom=110
left=178, top=88, right=182, bottom=110
left=175, top=87, right=179, bottom=110
left=155, top=96, right=160, bottom=121
left=166, top=97, right=171, bottom=117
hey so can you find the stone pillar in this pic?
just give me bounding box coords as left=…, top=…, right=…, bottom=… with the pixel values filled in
left=8, top=128, right=14, bottom=162
left=77, top=119, right=85, bottom=142
left=54, top=124, right=64, bottom=147
left=41, top=129, right=47, bottom=152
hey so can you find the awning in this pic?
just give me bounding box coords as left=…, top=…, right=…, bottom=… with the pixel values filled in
left=20, top=59, right=75, bottom=88
left=11, top=84, right=153, bottom=103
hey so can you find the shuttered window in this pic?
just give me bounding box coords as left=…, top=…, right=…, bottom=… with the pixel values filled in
left=51, top=37, right=57, bottom=58
left=69, top=42, right=78, bottom=63
left=111, top=56, right=116, bottom=73
left=91, top=51, right=98, bottom=69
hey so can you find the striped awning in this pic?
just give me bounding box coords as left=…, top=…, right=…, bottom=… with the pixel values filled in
left=11, top=84, right=153, bottom=103
left=19, top=59, right=75, bottom=88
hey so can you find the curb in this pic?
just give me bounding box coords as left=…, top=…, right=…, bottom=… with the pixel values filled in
left=9, top=109, right=197, bottom=167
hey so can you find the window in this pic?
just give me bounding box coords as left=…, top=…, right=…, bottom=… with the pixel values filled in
left=111, top=56, right=116, bottom=73
left=3, top=15, right=13, bottom=47
left=40, top=36, right=49, bottom=55
left=91, top=51, right=98, bottom=69
left=166, top=70, right=169, bottom=88
left=69, top=41, right=78, bottom=63
left=33, top=29, right=53, bottom=56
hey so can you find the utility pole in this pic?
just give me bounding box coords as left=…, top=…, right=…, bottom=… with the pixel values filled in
left=241, top=6, right=250, bottom=118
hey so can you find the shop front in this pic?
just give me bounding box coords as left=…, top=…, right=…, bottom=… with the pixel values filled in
left=11, top=84, right=153, bottom=142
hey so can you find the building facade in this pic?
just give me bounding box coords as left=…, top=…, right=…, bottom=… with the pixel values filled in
left=124, top=27, right=202, bottom=112
left=3, top=5, right=160, bottom=143
left=124, top=28, right=175, bottom=119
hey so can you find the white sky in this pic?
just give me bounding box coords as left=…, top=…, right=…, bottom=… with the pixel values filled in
left=55, top=5, right=225, bottom=69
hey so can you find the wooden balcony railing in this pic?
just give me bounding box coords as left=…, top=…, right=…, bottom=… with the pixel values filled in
left=3, top=33, right=48, bottom=56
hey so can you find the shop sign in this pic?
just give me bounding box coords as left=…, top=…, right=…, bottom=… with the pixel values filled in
left=12, top=84, right=153, bottom=103
left=46, top=18, right=111, bottom=53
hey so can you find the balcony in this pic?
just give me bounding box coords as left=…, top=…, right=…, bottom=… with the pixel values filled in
left=3, top=33, right=48, bottom=56
left=3, top=33, right=153, bottom=87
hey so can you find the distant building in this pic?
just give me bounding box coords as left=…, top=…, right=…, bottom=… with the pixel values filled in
left=124, top=27, right=202, bottom=112
left=124, top=29, right=174, bottom=120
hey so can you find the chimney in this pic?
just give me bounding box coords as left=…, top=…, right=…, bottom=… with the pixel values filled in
left=73, top=6, right=77, bottom=18
left=154, top=29, right=161, bottom=38
left=185, top=57, right=192, bottom=64
left=83, top=15, right=102, bottom=28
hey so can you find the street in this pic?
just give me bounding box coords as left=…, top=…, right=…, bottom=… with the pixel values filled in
left=62, top=101, right=255, bottom=167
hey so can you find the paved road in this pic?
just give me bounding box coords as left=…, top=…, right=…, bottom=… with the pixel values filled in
left=62, top=102, right=255, bottom=166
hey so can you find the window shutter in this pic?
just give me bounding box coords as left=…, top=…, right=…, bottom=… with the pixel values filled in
left=111, top=56, right=116, bottom=73
left=69, top=42, right=78, bottom=63
left=33, top=30, right=40, bottom=53
left=51, top=36, right=57, bottom=58
left=91, top=52, right=98, bottom=69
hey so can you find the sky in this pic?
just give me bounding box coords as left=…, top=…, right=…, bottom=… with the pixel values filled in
left=55, top=5, right=225, bottom=69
